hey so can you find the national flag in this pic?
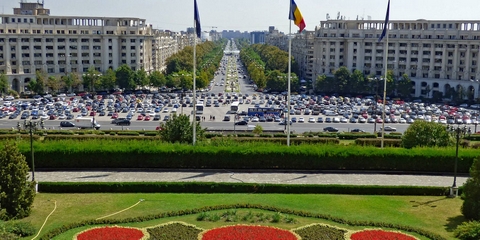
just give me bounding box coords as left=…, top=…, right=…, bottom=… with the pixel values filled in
left=289, top=0, right=306, bottom=32
left=378, top=0, right=390, bottom=42
left=194, top=0, right=201, bottom=38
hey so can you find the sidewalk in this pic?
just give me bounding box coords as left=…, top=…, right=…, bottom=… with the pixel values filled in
left=31, top=169, right=469, bottom=187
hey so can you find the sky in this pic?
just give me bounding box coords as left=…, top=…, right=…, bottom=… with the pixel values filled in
left=2, top=0, right=480, bottom=33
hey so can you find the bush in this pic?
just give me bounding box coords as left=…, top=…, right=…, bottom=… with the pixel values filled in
left=337, top=133, right=376, bottom=140
left=355, top=138, right=402, bottom=147
left=259, top=134, right=273, bottom=138
left=117, top=131, right=140, bottom=136
left=37, top=182, right=449, bottom=196
left=454, top=221, right=480, bottom=240
left=3, top=222, right=36, bottom=237
left=462, top=157, right=480, bottom=220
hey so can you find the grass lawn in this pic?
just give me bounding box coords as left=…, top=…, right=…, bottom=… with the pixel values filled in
left=18, top=193, right=465, bottom=239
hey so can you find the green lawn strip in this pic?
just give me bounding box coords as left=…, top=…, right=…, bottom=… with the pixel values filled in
left=18, top=193, right=463, bottom=240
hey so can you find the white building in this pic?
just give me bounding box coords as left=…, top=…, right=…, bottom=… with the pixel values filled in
left=0, top=1, right=154, bottom=93
left=268, top=19, right=480, bottom=99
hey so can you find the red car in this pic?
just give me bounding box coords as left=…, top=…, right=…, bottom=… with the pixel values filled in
left=49, top=115, right=57, bottom=120
left=144, top=115, right=151, bottom=121
left=137, top=115, right=144, bottom=120
left=111, top=113, right=119, bottom=119
left=90, top=111, right=96, bottom=116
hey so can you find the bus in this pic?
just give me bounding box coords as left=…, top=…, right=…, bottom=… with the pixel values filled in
left=230, top=101, right=240, bottom=113
left=247, top=107, right=283, bottom=117
left=195, top=101, right=204, bottom=114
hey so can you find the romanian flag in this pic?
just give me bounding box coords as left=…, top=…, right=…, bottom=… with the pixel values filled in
left=289, top=0, right=306, bottom=32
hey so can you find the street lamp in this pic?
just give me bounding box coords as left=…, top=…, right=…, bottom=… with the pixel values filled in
left=22, top=120, right=41, bottom=182
left=447, top=124, right=469, bottom=197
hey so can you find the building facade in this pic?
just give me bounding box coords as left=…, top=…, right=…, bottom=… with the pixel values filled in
left=267, top=19, right=480, bottom=99
left=0, top=2, right=164, bottom=93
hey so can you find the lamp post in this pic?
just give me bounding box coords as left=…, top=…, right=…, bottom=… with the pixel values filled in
left=22, top=120, right=39, bottom=182
left=447, top=124, right=469, bottom=197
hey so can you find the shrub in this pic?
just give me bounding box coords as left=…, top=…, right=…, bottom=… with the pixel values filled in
left=116, top=131, right=140, bottom=136
left=355, top=138, right=402, bottom=147
left=454, top=221, right=480, bottom=240
left=462, top=157, right=480, bottom=220
left=3, top=222, right=36, bottom=237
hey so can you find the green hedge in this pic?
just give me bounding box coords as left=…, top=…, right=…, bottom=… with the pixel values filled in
left=337, top=133, right=376, bottom=140
left=6, top=139, right=475, bottom=173
left=355, top=138, right=403, bottom=147
left=212, top=137, right=340, bottom=145
left=38, top=182, right=452, bottom=196
left=464, top=134, right=480, bottom=141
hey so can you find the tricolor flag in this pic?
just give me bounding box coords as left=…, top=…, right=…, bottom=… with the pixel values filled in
left=289, top=0, right=306, bottom=32
left=378, top=0, right=390, bottom=42
left=194, top=0, right=201, bottom=38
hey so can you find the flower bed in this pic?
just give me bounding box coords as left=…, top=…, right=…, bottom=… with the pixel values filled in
left=146, top=222, right=203, bottom=240
left=75, top=226, right=145, bottom=240
left=293, top=223, right=347, bottom=240
left=199, top=225, right=300, bottom=240
left=350, top=229, right=418, bottom=240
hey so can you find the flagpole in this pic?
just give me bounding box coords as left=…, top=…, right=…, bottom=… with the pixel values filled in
left=381, top=19, right=389, bottom=149
left=192, top=10, right=197, bottom=145
left=380, top=0, right=390, bottom=149
left=287, top=21, right=292, bottom=146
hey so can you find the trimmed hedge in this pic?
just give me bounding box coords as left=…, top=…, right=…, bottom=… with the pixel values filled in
left=38, top=182, right=452, bottom=196
left=211, top=137, right=340, bottom=145
left=464, top=134, right=480, bottom=141
left=337, top=133, right=376, bottom=140
left=355, top=138, right=403, bottom=147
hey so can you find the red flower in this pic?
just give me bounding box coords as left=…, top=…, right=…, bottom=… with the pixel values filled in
left=201, top=225, right=298, bottom=240
left=351, top=230, right=417, bottom=240
left=77, top=226, right=144, bottom=240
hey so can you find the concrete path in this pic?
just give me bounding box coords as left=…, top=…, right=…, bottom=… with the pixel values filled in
left=32, top=169, right=469, bottom=187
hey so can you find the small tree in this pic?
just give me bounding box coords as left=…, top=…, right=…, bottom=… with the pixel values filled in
left=401, top=120, right=452, bottom=148
left=158, top=114, right=205, bottom=144
left=252, top=125, right=263, bottom=135
left=462, top=157, right=480, bottom=220
left=0, top=142, right=36, bottom=220
left=0, top=73, right=9, bottom=96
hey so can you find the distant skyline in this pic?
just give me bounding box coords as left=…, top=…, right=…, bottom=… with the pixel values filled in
left=2, top=0, right=480, bottom=33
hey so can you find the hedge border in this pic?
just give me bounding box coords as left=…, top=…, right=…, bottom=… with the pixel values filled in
left=38, top=182, right=453, bottom=196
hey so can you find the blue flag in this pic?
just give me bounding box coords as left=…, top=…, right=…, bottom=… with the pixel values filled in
left=194, top=0, right=201, bottom=38
left=378, top=0, right=390, bottom=42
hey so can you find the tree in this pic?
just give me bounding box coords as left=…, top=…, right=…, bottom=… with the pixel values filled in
left=149, top=70, right=166, bottom=88
left=462, top=157, right=480, bottom=220
left=33, top=70, right=47, bottom=94
left=46, top=76, right=63, bottom=94
left=0, top=73, right=9, bottom=95
left=0, top=142, right=36, bottom=220
left=115, top=65, right=135, bottom=90
left=82, top=67, right=101, bottom=92
left=396, top=74, right=412, bottom=99
left=134, top=68, right=149, bottom=88
left=402, top=120, right=453, bottom=148
left=333, top=67, right=351, bottom=94
left=158, top=114, right=205, bottom=143
left=99, top=68, right=117, bottom=90
left=252, top=125, right=263, bottom=135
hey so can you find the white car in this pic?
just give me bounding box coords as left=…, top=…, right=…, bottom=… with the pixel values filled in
left=162, top=108, right=169, bottom=113
left=298, top=117, right=305, bottom=123
left=399, top=118, right=407, bottom=123
left=308, top=117, right=316, bottom=123
left=251, top=117, right=259, bottom=122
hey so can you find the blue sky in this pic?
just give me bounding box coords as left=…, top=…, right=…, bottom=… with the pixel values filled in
left=2, top=0, right=479, bottom=33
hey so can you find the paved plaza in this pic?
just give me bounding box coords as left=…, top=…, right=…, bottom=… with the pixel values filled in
left=33, top=169, right=469, bottom=187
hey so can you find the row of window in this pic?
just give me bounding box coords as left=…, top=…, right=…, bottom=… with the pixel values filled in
left=323, top=33, right=480, bottom=40
left=0, top=38, right=144, bottom=43
left=1, top=29, right=143, bottom=35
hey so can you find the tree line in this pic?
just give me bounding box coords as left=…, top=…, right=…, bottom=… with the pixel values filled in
left=239, top=43, right=300, bottom=93
left=15, top=39, right=226, bottom=95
